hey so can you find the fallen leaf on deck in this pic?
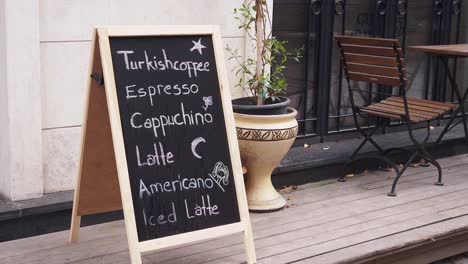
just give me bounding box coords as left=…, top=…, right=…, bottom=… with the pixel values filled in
left=285, top=204, right=297, bottom=208
left=278, top=185, right=298, bottom=194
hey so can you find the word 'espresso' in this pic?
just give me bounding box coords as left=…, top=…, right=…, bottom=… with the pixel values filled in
left=116, top=49, right=210, bottom=78
left=125, top=83, right=199, bottom=107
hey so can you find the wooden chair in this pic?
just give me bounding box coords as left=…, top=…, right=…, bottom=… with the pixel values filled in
left=334, top=35, right=457, bottom=196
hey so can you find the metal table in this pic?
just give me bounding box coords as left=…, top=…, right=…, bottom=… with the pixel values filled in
left=408, top=44, right=468, bottom=144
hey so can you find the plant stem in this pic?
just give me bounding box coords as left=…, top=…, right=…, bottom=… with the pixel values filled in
left=255, top=0, right=264, bottom=105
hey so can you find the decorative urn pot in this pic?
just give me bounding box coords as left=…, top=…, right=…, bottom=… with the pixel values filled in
left=234, top=108, right=298, bottom=211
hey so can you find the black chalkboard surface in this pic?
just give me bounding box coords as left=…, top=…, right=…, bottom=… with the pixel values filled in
left=109, top=35, right=240, bottom=242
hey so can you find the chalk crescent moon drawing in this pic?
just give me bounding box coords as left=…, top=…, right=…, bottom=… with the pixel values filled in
left=191, top=137, right=206, bottom=159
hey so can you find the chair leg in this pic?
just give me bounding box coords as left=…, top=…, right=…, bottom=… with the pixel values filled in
left=340, top=121, right=387, bottom=183
left=435, top=108, right=459, bottom=145
left=388, top=151, right=419, bottom=197
left=419, top=149, right=444, bottom=186
left=349, top=122, right=382, bottom=160
left=419, top=159, right=430, bottom=167
left=338, top=160, right=351, bottom=182
left=406, top=120, right=444, bottom=189
left=460, top=105, right=468, bottom=142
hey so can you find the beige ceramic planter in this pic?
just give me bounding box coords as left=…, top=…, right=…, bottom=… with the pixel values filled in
left=234, top=108, right=298, bottom=212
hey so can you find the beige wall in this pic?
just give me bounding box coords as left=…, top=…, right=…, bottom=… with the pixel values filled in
left=0, top=0, right=43, bottom=201
left=0, top=0, right=252, bottom=200
left=40, top=1, right=250, bottom=194
left=0, top=0, right=9, bottom=198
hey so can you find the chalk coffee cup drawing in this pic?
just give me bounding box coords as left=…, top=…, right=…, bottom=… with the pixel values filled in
left=208, top=161, right=230, bottom=192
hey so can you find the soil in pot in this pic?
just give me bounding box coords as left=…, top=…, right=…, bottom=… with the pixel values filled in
left=232, top=96, right=290, bottom=115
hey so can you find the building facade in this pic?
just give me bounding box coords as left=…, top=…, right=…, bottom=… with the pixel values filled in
left=0, top=0, right=252, bottom=201
left=1, top=0, right=467, bottom=202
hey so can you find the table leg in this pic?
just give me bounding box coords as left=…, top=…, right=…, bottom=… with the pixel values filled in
left=437, top=57, right=468, bottom=143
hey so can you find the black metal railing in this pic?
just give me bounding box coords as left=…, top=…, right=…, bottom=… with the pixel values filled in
left=272, top=0, right=465, bottom=141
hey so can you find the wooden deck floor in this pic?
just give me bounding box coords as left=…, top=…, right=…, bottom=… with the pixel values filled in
left=2, top=154, right=468, bottom=264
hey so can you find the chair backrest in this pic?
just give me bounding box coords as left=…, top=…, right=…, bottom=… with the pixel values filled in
left=335, top=35, right=407, bottom=88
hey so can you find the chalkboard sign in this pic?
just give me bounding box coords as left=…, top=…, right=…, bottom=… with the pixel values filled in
left=70, top=26, right=255, bottom=264
left=109, top=35, right=240, bottom=241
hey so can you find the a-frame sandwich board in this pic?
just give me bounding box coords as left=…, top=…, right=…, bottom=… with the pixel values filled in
left=69, top=26, right=256, bottom=264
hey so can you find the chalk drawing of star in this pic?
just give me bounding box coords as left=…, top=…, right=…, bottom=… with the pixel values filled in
left=190, top=38, right=207, bottom=55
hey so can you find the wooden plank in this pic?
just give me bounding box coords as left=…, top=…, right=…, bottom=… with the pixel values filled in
left=138, top=223, right=244, bottom=252
left=165, top=160, right=468, bottom=260
left=347, top=63, right=399, bottom=77
left=0, top=221, right=126, bottom=260
left=270, top=163, right=468, bottom=217
left=145, top=170, right=468, bottom=263
left=74, top=32, right=122, bottom=218
left=64, top=251, right=135, bottom=264
left=335, top=35, right=400, bottom=47
left=341, top=228, right=468, bottom=264
left=345, top=54, right=400, bottom=67
left=146, top=162, right=468, bottom=262
left=341, top=44, right=402, bottom=58
left=374, top=102, right=440, bottom=119
left=158, top=185, right=468, bottom=263
left=105, top=25, right=217, bottom=37
left=359, top=164, right=468, bottom=191
left=408, top=44, right=468, bottom=57
left=3, top=173, right=464, bottom=264
left=386, top=97, right=455, bottom=111
left=255, top=205, right=468, bottom=264
left=360, top=109, right=402, bottom=120
left=97, top=27, right=143, bottom=264
left=403, top=96, right=457, bottom=107
left=1, top=156, right=467, bottom=264
left=366, top=104, right=435, bottom=120
left=17, top=158, right=446, bottom=264
left=144, top=163, right=468, bottom=263
left=0, top=235, right=129, bottom=264
left=380, top=99, right=446, bottom=114
left=211, top=27, right=257, bottom=264
left=348, top=72, right=403, bottom=86
left=297, top=215, right=468, bottom=264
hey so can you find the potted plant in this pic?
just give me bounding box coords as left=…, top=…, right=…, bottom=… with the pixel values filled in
left=226, top=0, right=303, bottom=212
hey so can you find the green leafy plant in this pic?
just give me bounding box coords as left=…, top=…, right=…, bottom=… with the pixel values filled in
left=226, top=0, right=303, bottom=105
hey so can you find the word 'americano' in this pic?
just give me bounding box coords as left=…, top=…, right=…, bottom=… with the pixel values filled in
left=139, top=174, right=215, bottom=200
left=116, top=49, right=210, bottom=78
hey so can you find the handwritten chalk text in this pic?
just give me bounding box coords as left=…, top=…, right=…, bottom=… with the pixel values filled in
left=139, top=175, right=215, bottom=199
left=116, top=49, right=210, bottom=78
left=130, top=102, right=213, bottom=138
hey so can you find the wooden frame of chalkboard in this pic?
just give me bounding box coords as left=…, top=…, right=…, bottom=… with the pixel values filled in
left=69, top=26, right=256, bottom=264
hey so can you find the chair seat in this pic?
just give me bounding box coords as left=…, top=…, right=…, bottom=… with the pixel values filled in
left=361, top=96, right=457, bottom=123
